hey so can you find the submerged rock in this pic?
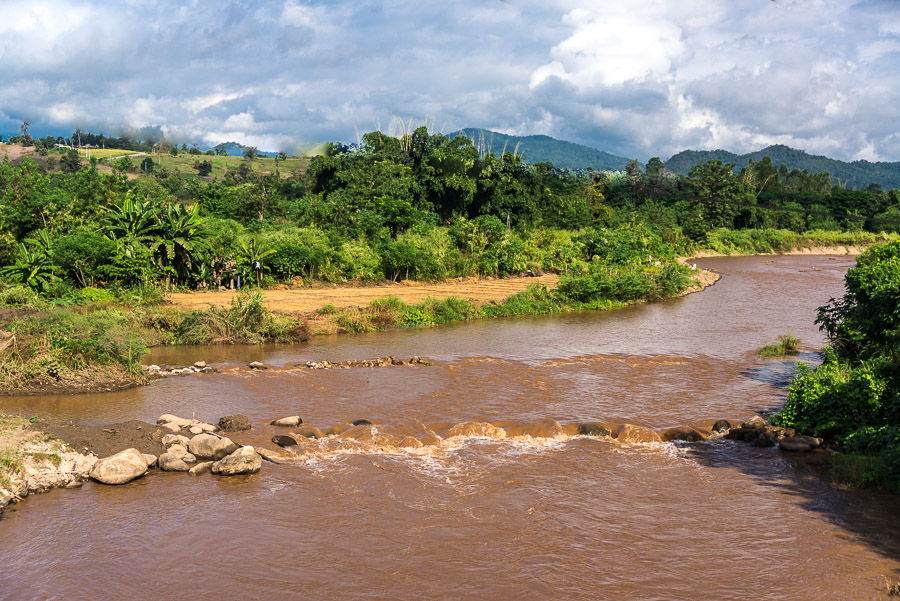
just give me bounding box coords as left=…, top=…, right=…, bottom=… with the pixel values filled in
left=712, top=419, right=733, bottom=432
left=779, top=437, right=813, bottom=452
left=188, top=434, right=239, bottom=461
left=272, top=434, right=299, bottom=447
left=659, top=427, right=707, bottom=443
left=351, top=419, right=372, bottom=426
left=218, top=414, right=251, bottom=432
left=577, top=422, right=612, bottom=437
left=90, top=449, right=150, bottom=485
left=211, top=446, right=262, bottom=476
left=616, top=424, right=662, bottom=444
left=271, top=416, right=302, bottom=427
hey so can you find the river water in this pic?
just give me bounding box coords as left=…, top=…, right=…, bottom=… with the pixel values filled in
left=1, top=255, right=899, bottom=600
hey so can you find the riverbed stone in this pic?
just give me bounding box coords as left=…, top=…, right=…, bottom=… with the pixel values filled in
left=272, top=434, right=299, bottom=447
left=712, top=420, right=733, bottom=432
left=752, top=437, right=776, bottom=448
left=162, top=434, right=192, bottom=448
left=271, top=416, right=302, bottom=427
left=211, top=446, right=262, bottom=476
left=189, top=426, right=203, bottom=435
left=158, top=454, right=191, bottom=472
left=90, top=449, right=149, bottom=485
left=294, top=426, right=323, bottom=439
left=188, top=462, right=213, bottom=476
left=779, top=437, right=813, bottom=452
left=351, top=419, right=372, bottom=426
left=161, top=422, right=183, bottom=433
left=578, top=422, right=612, bottom=437
left=194, top=361, right=207, bottom=369
left=616, top=424, right=662, bottom=444
left=249, top=361, right=267, bottom=370
left=744, top=416, right=767, bottom=429
left=659, top=427, right=707, bottom=442
left=219, top=414, right=252, bottom=432
left=157, top=414, right=192, bottom=428
left=142, top=453, right=158, bottom=468
left=188, top=433, right=238, bottom=461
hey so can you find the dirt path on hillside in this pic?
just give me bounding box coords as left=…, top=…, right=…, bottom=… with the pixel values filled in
left=168, top=274, right=560, bottom=314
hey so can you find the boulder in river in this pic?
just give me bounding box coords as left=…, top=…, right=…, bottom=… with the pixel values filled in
left=90, top=449, right=151, bottom=485
left=188, top=462, right=213, bottom=476
left=659, top=427, right=707, bottom=443
left=272, top=434, right=299, bottom=447
left=779, top=437, right=813, bottom=452
left=211, top=446, right=262, bottom=476
left=743, top=416, right=767, bottom=429
left=219, top=414, right=252, bottom=432
left=712, top=420, right=733, bottom=432
left=616, top=424, right=662, bottom=444
left=294, top=426, right=323, bottom=439
left=270, top=416, right=302, bottom=427
left=248, top=361, right=267, bottom=370
left=351, top=419, right=372, bottom=426
left=188, top=433, right=239, bottom=461
left=578, top=422, right=612, bottom=437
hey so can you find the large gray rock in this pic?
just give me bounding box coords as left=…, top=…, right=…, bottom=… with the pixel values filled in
left=188, top=433, right=238, bottom=461
left=158, top=444, right=191, bottom=472
left=211, top=446, right=262, bottom=476
left=90, top=449, right=150, bottom=485
left=270, top=416, right=302, bottom=427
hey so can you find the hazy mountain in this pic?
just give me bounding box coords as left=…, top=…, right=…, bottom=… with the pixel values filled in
left=450, top=128, right=633, bottom=171
left=665, top=144, right=900, bottom=190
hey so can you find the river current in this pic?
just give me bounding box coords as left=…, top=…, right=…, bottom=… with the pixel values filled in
left=1, top=255, right=898, bottom=600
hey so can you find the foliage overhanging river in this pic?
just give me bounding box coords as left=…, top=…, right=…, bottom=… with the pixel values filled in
left=1, top=255, right=899, bottom=601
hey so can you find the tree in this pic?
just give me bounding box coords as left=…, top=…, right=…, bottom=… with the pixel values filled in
left=645, top=157, right=665, bottom=177
left=140, top=157, right=155, bottom=173
left=242, top=146, right=259, bottom=160
left=193, top=160, right=213, bottom=177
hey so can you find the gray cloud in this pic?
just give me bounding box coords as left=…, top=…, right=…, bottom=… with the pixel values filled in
left=0, top=0, right=898, bottom=161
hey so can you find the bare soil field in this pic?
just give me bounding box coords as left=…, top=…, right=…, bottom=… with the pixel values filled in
left=168, top=274, right=560, bottom=315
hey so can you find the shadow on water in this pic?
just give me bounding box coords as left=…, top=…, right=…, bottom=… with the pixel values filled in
left=739, top=351, right=821, bottom=415
left=682, top=439, right=900, bottom=575
left=701, top=350, right=900, bottom=572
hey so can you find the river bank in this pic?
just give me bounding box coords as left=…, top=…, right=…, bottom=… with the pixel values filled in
left=0, top=263, right=717, bottom=395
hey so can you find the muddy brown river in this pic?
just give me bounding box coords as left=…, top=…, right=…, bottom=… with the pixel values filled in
left=2, top=255, right=899, bottom=600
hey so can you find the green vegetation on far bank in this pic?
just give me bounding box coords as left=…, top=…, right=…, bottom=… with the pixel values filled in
left=2, top=125, right=900, bottom=394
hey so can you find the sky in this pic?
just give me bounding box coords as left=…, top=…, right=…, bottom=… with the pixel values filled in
left=1, top=0, right=898, bottom=162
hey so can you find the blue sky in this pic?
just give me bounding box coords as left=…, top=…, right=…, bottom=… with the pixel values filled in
left=1, top=0, right=898, bottom=161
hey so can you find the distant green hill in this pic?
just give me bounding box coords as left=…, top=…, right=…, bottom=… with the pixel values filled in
left=665, top=144, right=900, bottom=190
left=213, top=141, right=277, bottom=158
left=450, top=128, right=633, bottom=171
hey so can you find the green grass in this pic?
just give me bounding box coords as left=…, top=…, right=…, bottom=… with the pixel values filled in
left=123, top=152, right=310, bottom=179
left=758, top=334, right=800, bottom=357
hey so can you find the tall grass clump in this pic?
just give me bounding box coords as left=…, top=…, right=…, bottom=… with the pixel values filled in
left=175, top=291, right=308, bottom=344
left=758, top=334, right=800, bottom=357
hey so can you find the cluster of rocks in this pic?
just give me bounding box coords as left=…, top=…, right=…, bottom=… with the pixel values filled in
left=724, top=415, right=826, bottom=453
left=0, top=440, right=98, bottom=508
left=147, top=361, right=218, bottom=377
left=88, top=413, right=261, bottom=485
left=294, top=356, right=431, bottom=370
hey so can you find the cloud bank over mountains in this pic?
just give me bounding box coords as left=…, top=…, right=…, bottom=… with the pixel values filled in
left=0, top=0, right=898, bottom=161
